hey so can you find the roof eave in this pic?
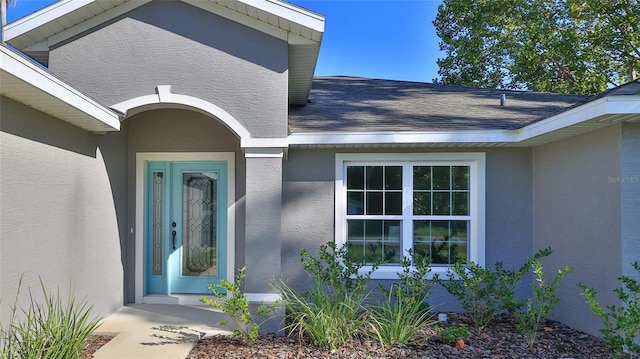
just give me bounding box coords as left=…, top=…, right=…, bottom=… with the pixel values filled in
left=288, top=95, right=640, bottom=148
left=0, top=45, right=120, bottom=133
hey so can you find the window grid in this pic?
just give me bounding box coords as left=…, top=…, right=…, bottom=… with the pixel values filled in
left=344, top=162, right=471, bottom=266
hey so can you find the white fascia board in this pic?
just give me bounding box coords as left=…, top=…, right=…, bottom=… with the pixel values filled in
left=288, top=130, right=518, bottom=146
left=248, top=0, right=325, bottom=33
left=517, top=95, right=640, bottom=141
left=3, top=0, right=92, bottom=41
left=0, top=46, right=120, bottom=131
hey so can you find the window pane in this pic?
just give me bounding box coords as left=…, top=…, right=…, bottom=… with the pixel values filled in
left=432, top=166, right=450, bottom=190
left=413, top=191, right=431, bottom=215
left=432, top=192, right=451, bottom=215
left=366, top=166, right=383, bottom=190
left=364, top=220, right=383, bottom=263
left=366, top=192, right=383, bottom=215
left=347, top=166, right=364, bottom=190
left=450, top=220, right=469, bottom=241
left=385, top=166, right=402, bottom=190
left=452, top=166, right=470, bottom=190
left=347, top=192, right=364, bottom=215
left=383, top=221, right=401, bottom=263
left=452, top=192, right=469, bottom=215
left=413, top=166, right=431, bottom=190
left=413, top=220, right=430, bottom=260
left=413, top=220, right=469, bottom=265
left=346, top=220, right=365, bottom=262
left=385, top=192, right=402, bottom=215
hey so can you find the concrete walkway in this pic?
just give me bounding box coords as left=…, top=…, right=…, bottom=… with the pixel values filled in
left=92, top=304, right=232, bottom=359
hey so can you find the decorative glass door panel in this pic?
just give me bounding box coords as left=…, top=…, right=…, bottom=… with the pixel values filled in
left=182, top=172, right=217, bottom=277
left=146, top=161, right=227, bottom=295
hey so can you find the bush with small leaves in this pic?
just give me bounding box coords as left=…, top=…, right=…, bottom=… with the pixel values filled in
left=435, top=324, right=471, bottom=345
left=440, top=248, right=553, bottom=328
left=201, top=267, right=278, bottom=343
left=377, top=250, right=437, bottom=314
left=515, top=259, right=573, bottom=350
left=579, top=262, right=640, bottom=358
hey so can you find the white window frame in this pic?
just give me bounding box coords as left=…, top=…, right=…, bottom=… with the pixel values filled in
left=335, top=153, right=486, bottom=279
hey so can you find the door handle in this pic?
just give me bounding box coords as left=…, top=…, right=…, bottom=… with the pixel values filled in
left=171, top=222, right=177, bottom=250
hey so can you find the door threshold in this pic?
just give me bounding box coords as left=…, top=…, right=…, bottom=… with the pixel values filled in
left=142, top=294, right=208, bottom=305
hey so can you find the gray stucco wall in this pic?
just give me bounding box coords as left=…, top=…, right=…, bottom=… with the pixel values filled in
left=621, top=123, right=640, bottom=279
left=281, top=147, right=534, bottom=309
left=48, top=1, right=289, bottom=138
left=0, top=97, right=123, bottom=320
left=533, top=124, right=623, bottom=336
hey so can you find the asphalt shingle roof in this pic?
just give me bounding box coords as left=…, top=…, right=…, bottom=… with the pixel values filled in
left=288, top=76, right=590, bottom=133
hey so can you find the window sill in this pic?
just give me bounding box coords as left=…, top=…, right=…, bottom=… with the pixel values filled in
left=359, top=265, right=452, bottom=280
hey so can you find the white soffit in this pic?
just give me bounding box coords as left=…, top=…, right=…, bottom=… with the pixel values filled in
left=0, top=45, right=120, bottom=133
left=288, top=95, right=640, bottom=148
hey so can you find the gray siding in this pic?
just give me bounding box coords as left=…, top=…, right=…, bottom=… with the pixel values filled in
left=48, top=1, right=289, bottom=138
left=0, top=97, right=123, bottom=320
left=281, top=147, right=534, bottom=308
left=533, top=124, right=623, bottom=336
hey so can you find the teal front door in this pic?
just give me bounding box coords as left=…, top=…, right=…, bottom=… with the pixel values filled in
left=146, top=161, right=227, bottom=294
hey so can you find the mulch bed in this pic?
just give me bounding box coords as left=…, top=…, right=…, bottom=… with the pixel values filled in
left=81, top=334, right=115, bottom=358
left=186, top=313, right=612, bottom=359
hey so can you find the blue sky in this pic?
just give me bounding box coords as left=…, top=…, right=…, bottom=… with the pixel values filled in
left=6, top=0, right=444, bottom=83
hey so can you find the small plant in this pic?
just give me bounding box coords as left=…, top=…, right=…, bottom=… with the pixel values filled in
left=279, top=281, right=367, bottom=349
left=435, top=324, right=471, bottom=345
left=278, top=242, right=377, bottom=349
left=1, top=276, right=101, bottom=359
left=201, top=267, right=278, bottom=343
left=440, top=248, right=552, bottom=328
left=579, top=262, right=640, bottom=358
left=368, top=285, right=437, bottom=346
left=368, top=251, right=438, bottom=346
left=515, top=259, right=573, bottom=350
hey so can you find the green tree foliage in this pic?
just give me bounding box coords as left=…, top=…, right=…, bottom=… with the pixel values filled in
left=433, top=0, right=640, bottom=94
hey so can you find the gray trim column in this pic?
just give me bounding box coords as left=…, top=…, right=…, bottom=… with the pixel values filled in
left=243, top=148, right=284, bottom=299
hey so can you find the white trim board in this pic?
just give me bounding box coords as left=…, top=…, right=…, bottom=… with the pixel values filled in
left=134, top=152, right=236, bottom=304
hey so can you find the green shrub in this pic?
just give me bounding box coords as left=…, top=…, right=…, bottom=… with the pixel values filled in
left=201, top=267, right=278, bottom=343
left=1, top=277, right=101, bottom=359
left=515, top=259, right=573, bottom=350
left=435, top=324, right=471, bottom=345
left=440, top=248, right=552, bottom=328
left=278, top=242, right=377, bottom=349
left=579, top=262, right=640, bottom=358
